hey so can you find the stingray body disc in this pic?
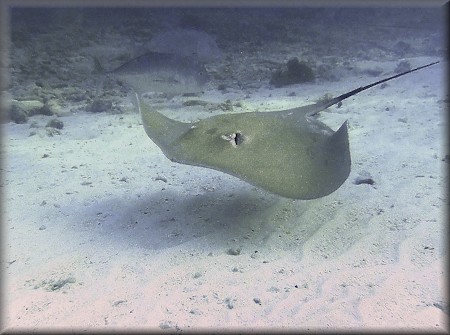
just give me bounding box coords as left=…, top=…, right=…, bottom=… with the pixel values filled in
left=167, top=112, right=351, bottom=199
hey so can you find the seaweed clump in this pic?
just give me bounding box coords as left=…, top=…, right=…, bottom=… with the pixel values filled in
left=270, top=57, right=314, bottom=87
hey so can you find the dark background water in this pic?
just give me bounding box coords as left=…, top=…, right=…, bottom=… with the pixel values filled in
left=5, top=5, right=446, bottom=118
left=10, top=6, right=445, bottom=43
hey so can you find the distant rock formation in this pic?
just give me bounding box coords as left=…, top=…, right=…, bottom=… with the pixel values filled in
left=147, top=28, right=222, bottom=63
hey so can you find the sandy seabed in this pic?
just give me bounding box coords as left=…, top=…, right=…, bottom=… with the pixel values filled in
left=3, top=59, right=447, bottom=332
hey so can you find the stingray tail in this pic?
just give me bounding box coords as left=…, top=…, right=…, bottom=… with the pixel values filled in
left=307, top=61, right=440, bottom=117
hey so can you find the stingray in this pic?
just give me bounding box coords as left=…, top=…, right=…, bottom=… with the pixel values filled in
left=107, top=51, right=209, bottom=97
left=132, top=61, right=438, bottom=199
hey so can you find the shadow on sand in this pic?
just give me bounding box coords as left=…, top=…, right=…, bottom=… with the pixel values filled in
left=77, top=188, right=283, bottom=251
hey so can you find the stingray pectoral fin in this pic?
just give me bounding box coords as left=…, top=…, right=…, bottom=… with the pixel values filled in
left=257, top=120, right=351, bottom=200
left=140, top=103, right=192, bottom=156
left=307, top=120, right=351, bottom=199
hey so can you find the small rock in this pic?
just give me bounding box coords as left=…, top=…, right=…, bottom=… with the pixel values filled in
left=224, top=297, right=234, bottom=309
left=270, top=57, right=314, bottom=87
left=8, top=105, right=28, bottom=124
left=226, top=248, right=241, bottom=256
left=218, top=99, right=233, bottom=112
left=46, top=118, right=64, bottom=129
left=11, top=100, right=44, bottom=118
left=46, top=99, right=66, bottom=116
left=154, top=176, right=167, bottom=183
left=354, top=177, right=375, bottom=185
left=159, top=321, right=177, bottom=330
left=36, top=103, right=54, bottom=116
left=112, top=300, right=127, bottom=307
left=46, top=128, right=61, bottom=136
left=45, top=276, right=76, bottom=291
left=217, top=83, right=227, bottom=91
left=316, top=93, right=333, bottom=104
left=189, top=308, right=202, bottom=315
left=394, top=60, right=412, bottom=74
left=88, top=99, right=112, bottom=113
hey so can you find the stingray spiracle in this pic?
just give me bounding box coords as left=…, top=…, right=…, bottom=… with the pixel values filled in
left=221, top=132, right=245, bottom=147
